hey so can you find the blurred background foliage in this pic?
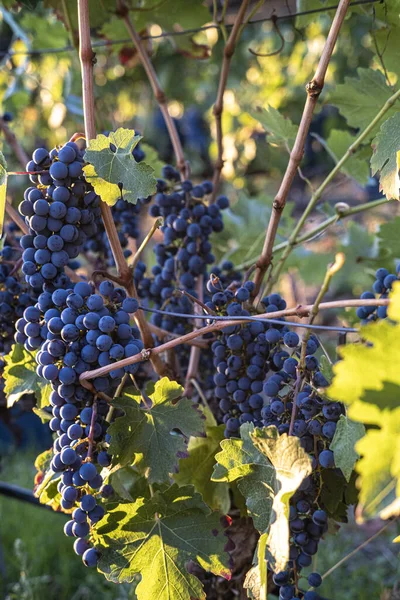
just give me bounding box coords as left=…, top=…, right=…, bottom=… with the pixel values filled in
left=0, top=0, right=400, bottom=598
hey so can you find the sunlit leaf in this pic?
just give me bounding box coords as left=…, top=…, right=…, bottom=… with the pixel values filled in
left=83, top=129, right=157, bottom=206
left=107, top=378, right=204, bottom=483
left=93, top=484, right=231, bottom=597
left=371, top=113, right=400, bottom=200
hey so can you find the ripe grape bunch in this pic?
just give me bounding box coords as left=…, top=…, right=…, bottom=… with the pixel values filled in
left=208, top=274, right=346, bottom=598
left=136, top=165, right=229, bottom=338
left=0, top=243, right=37, bottom=354
left=16, top=279, right=143, bottom=567
left=356, top=265, right=399, bottom=322
left=19, top=141, right=101, bottom=292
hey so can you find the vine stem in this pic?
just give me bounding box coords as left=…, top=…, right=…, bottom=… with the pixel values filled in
left=79, top=296, right=388, bottom=385
left=86, top=397, right=98, bottom=460
left=211, top=0, right=251, bottom=202
left=289, top=253, right=345, bottom=435
left=118, top=1, right=188, bottom=179
left=184, top=274, right=204, bottom=396
left=266, top=86, right=400, bottom=293
left=234, top=197, right=393, bottom=272
left=252, top=0, right=351, bottom=296
left=77, top=0, right=166, bottom=376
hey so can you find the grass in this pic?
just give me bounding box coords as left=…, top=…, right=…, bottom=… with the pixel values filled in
left=0, top=450, right=399, bottom=599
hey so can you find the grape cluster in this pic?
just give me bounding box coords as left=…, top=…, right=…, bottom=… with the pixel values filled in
left=356, top=265, right=399, bottom=322
left=19, top=142, right=101, bottom=292
left=260, top=334, right=343, bottom=599
left=0, top=243, right=36, bottom=354
left=137, top=165, right=229, bottom=339
left=16, top=280, right=143, bottom=567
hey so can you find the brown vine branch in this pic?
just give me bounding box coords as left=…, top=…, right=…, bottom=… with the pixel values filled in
left=118, top=1, right=188, bottom=179
left=252, top=0, right=351, bottom=297
left=77, top=0, right=166, bottom=376
left=79, top=296, right=388, bottom=386
left=184, top=274, right=204, bottom=397
left=211, top=0, right=251, bottom=202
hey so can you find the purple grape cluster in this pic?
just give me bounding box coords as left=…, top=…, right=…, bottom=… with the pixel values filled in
left=136, top=165, right=229, bottom=338
left=16, top=279, right=143, bottom=567
left=19, top=141, right=101, bottom=292
left=356, top=265, right=399, bottom=322
left=0, top=243, right=37, bottom=354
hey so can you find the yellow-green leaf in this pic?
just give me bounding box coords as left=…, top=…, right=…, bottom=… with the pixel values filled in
left=83, top=129, right=157, bottom=206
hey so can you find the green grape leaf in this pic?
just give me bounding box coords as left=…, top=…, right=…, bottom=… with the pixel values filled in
left=107, top=378, right=204, bottom=483
left=249, top=105, right=297, bottom=148
left=83, top=129, right=157, bottom=206
left=320, top=469, right=347, bottom=518
left=326, top=129, right=370, bottom=185
left=212, top=424, right=312, bottom=572
left=378, top=217, right=400, bottom=259
left=329, top=284, right=400, bottom=413
left=140, top=143, right=164, bottom=179
left=34, top=449, right=61, bottom=510
left=0, top=152, right=7, bottom=237
left=93, top=483, right=231, bottom=596
left=319, top=356, right=333, bottom=385
left=45, top=0, right=116, bottom=31
left=174, top=423, right=230, bottom=513
left=3, top=344, right=49, bottom=408
left=20, top=13, right=69, bottom=50
left=328, top=68, right=397, bottom=137
left=330, top=416, right=365, bottom=482
left=371, top=113, right=400, bottom=200
left=101, top=1, right=210, bottom=40
left=355, top=409, right=400, bottom=518
left=328, top=284, right=400, bottom=517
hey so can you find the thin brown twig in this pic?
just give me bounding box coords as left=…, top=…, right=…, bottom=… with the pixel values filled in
left=77, top=0, right=166, bottom=376
left=252, top=0, right=351, bottom=297
left=79, top=296, right=389, bottom=385
left=211, top=0, right=251, bottom=202
left=118, top=1, right=188, bottom=179
left=289, top=253, right=345, bottom=435
left=184, top=275, right=204, bottom=397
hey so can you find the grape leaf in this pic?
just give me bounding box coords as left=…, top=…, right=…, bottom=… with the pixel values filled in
left=93, top=484, right=231, bottom=597
left=101, top=1, right=210, bottom=40
left=329, top=284, right=400, bottom=412
left=328, top=284, right=400, bottom=516
left=3, top=344, right=49, bottom=408
left=0, top=152, right=7, bottom=237
left=330, top=416, right=365, bottom=482
left=371, top=113, right=400, bottom=200
left=34, top=449, right=61, bottom=510
left=356, top=409, right=400, bottom=518
left=212, top=423, right=312, bottom=572
left=107, top=378, right=204, bottom=483
left=45, top=0, right=117, bottom=30
left=83, top=129, right=157, bottom=206
left=326, top=129, right=370, bottom=185
left=174, top=422, right=230, bottom=513
left=249, top=105, right=297, bottom=148
left=328, top=68, right=397, bottom=137
left=378, top=217, right=400, bottom=259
